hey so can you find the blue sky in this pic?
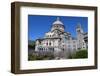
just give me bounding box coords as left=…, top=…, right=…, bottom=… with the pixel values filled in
left=28, top=15, right=88, bottom=41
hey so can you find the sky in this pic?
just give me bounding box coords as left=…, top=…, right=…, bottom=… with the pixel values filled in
left=28, top=15, right=88, bottom=41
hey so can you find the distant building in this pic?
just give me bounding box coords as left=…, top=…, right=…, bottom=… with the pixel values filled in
left=35, top=17, right=88, bottom=59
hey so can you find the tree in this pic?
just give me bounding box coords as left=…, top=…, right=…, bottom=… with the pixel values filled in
left=28, top=40, right=35, bottom=50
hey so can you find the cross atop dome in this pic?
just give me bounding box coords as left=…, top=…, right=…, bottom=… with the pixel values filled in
left=57, top=17, right=60, bottom=21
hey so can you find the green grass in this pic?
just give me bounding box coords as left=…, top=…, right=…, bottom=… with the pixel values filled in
left=28, top=49, right=88, bottom=60
left=68, top=49, right=88, bottom=59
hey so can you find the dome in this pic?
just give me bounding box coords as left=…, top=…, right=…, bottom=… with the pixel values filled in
left=53, top=17, right=64, bottom=25
left=51, top=17, right=65, bottom=32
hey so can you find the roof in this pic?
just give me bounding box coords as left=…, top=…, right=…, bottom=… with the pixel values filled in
left=53, top=17, right=64, bottom=25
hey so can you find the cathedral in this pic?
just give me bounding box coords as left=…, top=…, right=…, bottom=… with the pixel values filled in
left=35, top=17, right=88, bottom=59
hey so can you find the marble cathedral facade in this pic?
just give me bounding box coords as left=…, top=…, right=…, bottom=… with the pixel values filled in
left=35, top=17, right=88, bottom=59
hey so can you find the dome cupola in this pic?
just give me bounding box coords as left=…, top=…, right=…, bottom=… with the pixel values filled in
left=53, top=17, right=64, bottom=25
left=51, top=17, right=65, bottom=32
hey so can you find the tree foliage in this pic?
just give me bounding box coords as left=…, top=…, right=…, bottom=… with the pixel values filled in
left=28, top=40, right=35, bottom=50
left=28, top=54, right=54, bottom=60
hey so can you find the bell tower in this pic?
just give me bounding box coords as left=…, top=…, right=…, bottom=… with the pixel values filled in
left=76, top=23, right=84, bottom=49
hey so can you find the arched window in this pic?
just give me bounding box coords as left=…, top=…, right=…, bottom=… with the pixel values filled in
left=42, top=48, right=43, bottom=51
left=49, top=42, right=51, bottom=46
left=52, top=48, right=54, bottom=51
left=43, top=48, right=45, bottom=51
